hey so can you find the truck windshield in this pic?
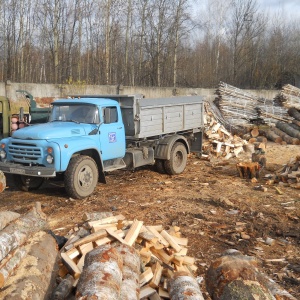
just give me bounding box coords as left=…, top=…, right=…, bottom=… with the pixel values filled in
left=50, top=104, right=99, bottom=124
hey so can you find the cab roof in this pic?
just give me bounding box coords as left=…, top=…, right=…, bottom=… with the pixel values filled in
left=53, top=97, right=118, bottom=106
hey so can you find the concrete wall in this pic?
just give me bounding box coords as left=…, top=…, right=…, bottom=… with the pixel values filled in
left=0, top=81, right=279, bottom=104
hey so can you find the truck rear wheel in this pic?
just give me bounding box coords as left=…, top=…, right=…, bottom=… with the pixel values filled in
left=164, top=142, right=187, bottom=175
left=155, top=159, right=166, bottom=174
left=13, top=175, right=45, bottom=191
left=64, top=155, right=98, bottom=199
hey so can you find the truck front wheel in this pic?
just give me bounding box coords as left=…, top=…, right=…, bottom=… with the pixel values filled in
left=13, top=175, right=45, bottom=191
left=64, top=155, right=98, bottom=199
left=164, top=142, right=187, bottom=175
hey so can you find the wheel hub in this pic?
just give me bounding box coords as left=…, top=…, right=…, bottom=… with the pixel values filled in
left=78, top=166, right=93, bottom=188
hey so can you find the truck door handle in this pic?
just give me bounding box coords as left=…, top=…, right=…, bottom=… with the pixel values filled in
left=117, top=127, right=123, bottom=129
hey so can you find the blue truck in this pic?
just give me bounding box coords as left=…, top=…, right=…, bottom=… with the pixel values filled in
left=0, top=94, right=204, bottom=199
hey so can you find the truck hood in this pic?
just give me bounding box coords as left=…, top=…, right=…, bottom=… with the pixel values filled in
left=12, top=122, right=94, bottom=140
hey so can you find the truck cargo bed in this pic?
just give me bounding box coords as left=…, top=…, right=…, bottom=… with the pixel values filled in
left=70, top=94, right=204, bottom=139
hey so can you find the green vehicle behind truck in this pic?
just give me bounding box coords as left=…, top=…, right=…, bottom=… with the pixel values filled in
left=0, top=91, right=50, bottom=139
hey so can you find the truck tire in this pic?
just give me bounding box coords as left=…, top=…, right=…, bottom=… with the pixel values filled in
left=155, top=159, right=166, bottom=174
left=13, top=175, right=45, bottom=192
left=164, top=142, right=187, bottom=175
left=64, top=155, right=98, bottom=199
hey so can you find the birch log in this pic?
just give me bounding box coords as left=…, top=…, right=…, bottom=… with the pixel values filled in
left=115, top=243, right=141, bottom=300
left=76, top=244, right=123, bottom=299
left=0, top=211, right=20, bottom=230
left=168, top=271, right=204, bottom=300
left=0, top=232, right=58, bottom=300
left=0, top=203, right=47, bottom=261
left=0, top=246, right=27, bottom=288
left=0, top=170, right=5, bottom=193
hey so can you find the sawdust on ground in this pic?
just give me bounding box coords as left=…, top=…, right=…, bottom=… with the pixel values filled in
left=0, top=142, right=299, bottom=299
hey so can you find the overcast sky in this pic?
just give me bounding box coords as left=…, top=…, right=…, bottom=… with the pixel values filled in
left=193, top=0, right=300, bottom=21
left=259, top=0, right=300, bottom=18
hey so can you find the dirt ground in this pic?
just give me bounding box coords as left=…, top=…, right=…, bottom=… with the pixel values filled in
left=1, top=142, right=300, bottom=299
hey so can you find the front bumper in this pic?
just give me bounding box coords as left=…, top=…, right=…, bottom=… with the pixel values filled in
left=0, top=161, right=56, bottom=177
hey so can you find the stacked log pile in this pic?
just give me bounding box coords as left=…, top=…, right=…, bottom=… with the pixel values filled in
left=57, top=212, right=203, bottom=299
left=274, top=84, right=300, bottom=109
left=0, top=203, right=58, bottom=299
left=214, top=81, right=291, bottom=127
left=203, top=101, right=248, bottom=160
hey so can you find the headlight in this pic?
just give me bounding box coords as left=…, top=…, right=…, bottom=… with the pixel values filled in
left=46, top=155, right=54, bottom=164
left=0, top=150, right=6, bottom=159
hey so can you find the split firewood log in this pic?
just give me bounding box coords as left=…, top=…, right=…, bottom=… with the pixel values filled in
left=82, top=211, right=114, bottom=222
left=0, top=202, right=47, bottom=261
left=0, top=170, right=5, bottom=193
left=0, top=232, right=58, bottom=300
left=0, top=211, right=20, bottom=231
left=168, top=271, right=204, bottom=300
left=206, top=249, right=274, bottom=300
left=76, top=244, right=123, bottom=299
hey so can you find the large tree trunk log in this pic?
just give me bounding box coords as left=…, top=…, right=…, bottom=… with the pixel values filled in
left=276, top=121, right=300, bottom=139
left=76, top=244, right=123, bottom=299
left=273, top=127, right=300, bottom=145
left=288, top=107, right=300, bottom=121
left=0, top=171, right=5, bottom=193
left=0, top=232, right=58, bottom=300
left=0, top=203, right=47, bottom=261
left=0, top=211, right=20, bottom=231
left=0, top=246, right=27, bottom=288
left=115, top=243, right=140, bottom=300
left=265, top=130, right=282, bottom=143
left=168, top=271, right=204, bottom=300
left=206, top=250, right=276, bottom=300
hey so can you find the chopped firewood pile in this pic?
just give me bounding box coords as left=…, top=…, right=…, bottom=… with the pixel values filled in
left=57, top=211, right=204, bottom=299
left=203, top=101, right=248, bottom=160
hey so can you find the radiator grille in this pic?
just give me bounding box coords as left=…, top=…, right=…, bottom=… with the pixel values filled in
left=9, top=142, right=42, bottom=161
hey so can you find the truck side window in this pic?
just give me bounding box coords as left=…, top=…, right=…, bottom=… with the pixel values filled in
left=103, top=107, right=118, bottom=124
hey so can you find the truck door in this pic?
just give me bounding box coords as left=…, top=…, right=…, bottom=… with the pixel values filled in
left=99, top=106, right=126, bottom=160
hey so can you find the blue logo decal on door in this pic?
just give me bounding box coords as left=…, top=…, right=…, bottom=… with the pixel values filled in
left=108, top=132, right=117, bottom=143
